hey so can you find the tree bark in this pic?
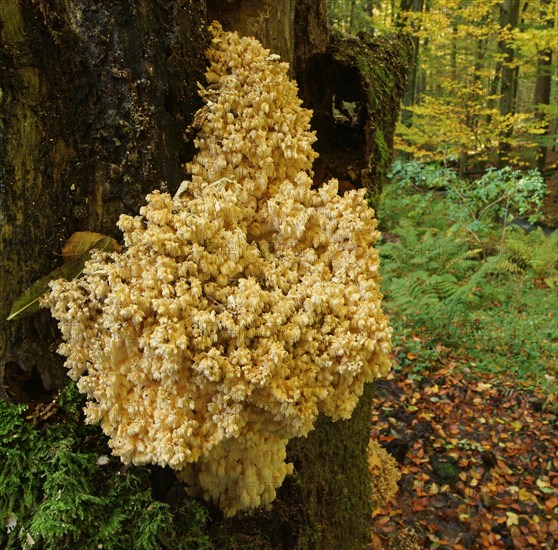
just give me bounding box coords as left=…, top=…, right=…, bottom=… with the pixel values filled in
left=1, top=1, right=410, bottom=548
left=0, top=0, right=209, bottom=400
left=207, top=0, right=296, bottom=70
left=297, top=29, right=413, bottom=202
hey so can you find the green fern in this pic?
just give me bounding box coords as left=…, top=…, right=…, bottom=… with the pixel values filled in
left=380, top=227, right=486, bottom=346
left=379, top=163, right=557, bottom=386
left=502, top=228, right=558, bottom=283
left=381, top=225, right=474, bottom=277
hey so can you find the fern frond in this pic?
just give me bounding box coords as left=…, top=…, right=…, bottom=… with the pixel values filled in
left=503, top=228, right=558, bottom=276
left=428, top=274, right=461, bottom=299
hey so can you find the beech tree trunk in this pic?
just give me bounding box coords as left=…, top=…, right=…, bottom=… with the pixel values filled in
left=497, top=0, right=520, bottom=166
left=0, top=0, right=209, bottom=399
left=398, top=0, right=423, bottom=128
left=0, top=1, right=410, bottom=548
left=533, top=0, right=554, bottom=173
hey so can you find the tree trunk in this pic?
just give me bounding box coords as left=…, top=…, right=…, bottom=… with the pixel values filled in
left=398, top=0, right=423, bottom=127
left=207, top=0, right=296, bottom=70
left=533, top=0, right=554, bottom=173
left=0, top=0, right=209, bottom=401
left=498, top=0, right=520, bottom=166
left=0, top=1, right=410, bottom=548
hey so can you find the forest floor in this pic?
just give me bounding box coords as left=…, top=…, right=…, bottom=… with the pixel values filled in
left=369, top=354, right=558, bottom=549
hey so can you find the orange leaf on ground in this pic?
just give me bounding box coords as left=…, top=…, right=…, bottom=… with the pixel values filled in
left=369, top=362, right=558, bottom=548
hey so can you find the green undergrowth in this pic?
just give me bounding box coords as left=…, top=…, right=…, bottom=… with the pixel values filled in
left=0, top=383, right=212, bottom=550
left=378, top=160, right=557, bottom=398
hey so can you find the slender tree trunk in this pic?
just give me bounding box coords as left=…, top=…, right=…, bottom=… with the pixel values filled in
left=451, top=25, right=458, bottom=82
left=398, top=0, right=424, bottom=127
left=0, top=1, right=411, bottom=547
left=417, top=33, right=429, bottom=101
left=533, top=0, right=554, bottom=173
left=468, top=34, right=489, bottom=173
left=328, top=0, right=339, bottom=26
left=349, top=0, right=356, bottom=31
left=498, top=0, right=520, bottom=165
left=366, top=0, right=375, bottom=23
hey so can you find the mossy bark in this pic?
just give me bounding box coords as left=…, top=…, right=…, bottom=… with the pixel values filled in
left=0, top=0, right=209, bottom=398
left=297, top=30, right=414, bottom=206
left=203, top=384, right=376, bottom=550
left=0, top=1, right=410, bottom=548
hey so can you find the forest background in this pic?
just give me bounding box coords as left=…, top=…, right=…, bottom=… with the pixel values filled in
left=328, top=0, right=557, bottom=395
left=328, top=0, right=557, bottom=174
left=327, top=2, right=558, bottom=546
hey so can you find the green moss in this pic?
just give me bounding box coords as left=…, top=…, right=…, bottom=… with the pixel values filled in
left=328, top=31, right=413, bottom=199
left=0, top=383, right=211, bottom=550
left=198, top=385, right=376, bottom=550
left=366, top=127, right=391, bottom=208
left=375, top=128, right=389, bottom=162
left=285, top=383, right=375, bottom=550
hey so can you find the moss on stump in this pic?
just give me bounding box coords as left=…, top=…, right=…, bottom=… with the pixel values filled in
left=298, top=30, right=413, bottom=206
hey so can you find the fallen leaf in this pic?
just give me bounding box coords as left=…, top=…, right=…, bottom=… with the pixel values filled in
left=506, top=512, right=519, bottom=527
left=370, top=532, right=383, bottom=550
left=518, top=488, right=536, bottom=503
left=62, top=231, right=121, bottom=262
left=536, top=478, right=552, bottom=493
left=7, top=237, right=116, bottom=321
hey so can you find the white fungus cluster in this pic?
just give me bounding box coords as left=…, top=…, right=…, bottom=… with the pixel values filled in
left=44, top=23, right=392, bottom=517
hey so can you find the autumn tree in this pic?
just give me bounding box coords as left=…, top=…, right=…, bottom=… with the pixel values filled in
left=533, top=0, right=555, bottom=172
left=336, top=0, right=557, bottom=172
left=397, top=0, right=424, bottom=128
left=327, top=0, right=375, bottom=33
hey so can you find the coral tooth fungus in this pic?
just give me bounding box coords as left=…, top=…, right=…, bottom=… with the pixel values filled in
left=44, top=22, right=392, bottom=517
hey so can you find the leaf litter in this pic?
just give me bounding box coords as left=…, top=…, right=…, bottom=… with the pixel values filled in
left=369, top=359, right=557, bottom=549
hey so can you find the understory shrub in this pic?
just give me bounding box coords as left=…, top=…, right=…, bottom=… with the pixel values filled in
left=379, top=161, right=557, bottom=384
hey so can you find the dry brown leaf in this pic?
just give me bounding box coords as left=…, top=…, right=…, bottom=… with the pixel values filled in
left=62, top=231, right=121, bottom=262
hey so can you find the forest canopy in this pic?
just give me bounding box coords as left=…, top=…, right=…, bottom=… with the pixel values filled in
left=328, top=0, right=557, bottom=172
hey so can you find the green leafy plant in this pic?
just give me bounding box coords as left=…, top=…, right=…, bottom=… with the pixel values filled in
left=502, top=227, right=558, bottom=287
left=380, top=160, right=460, bottom=235
left=379, top=161, right=557, bottom=386
left=384, top=160, right=547, bottom=245
left=387, top=159, right=458, bottom=191
left=445, top=166, right=547, bottom=243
